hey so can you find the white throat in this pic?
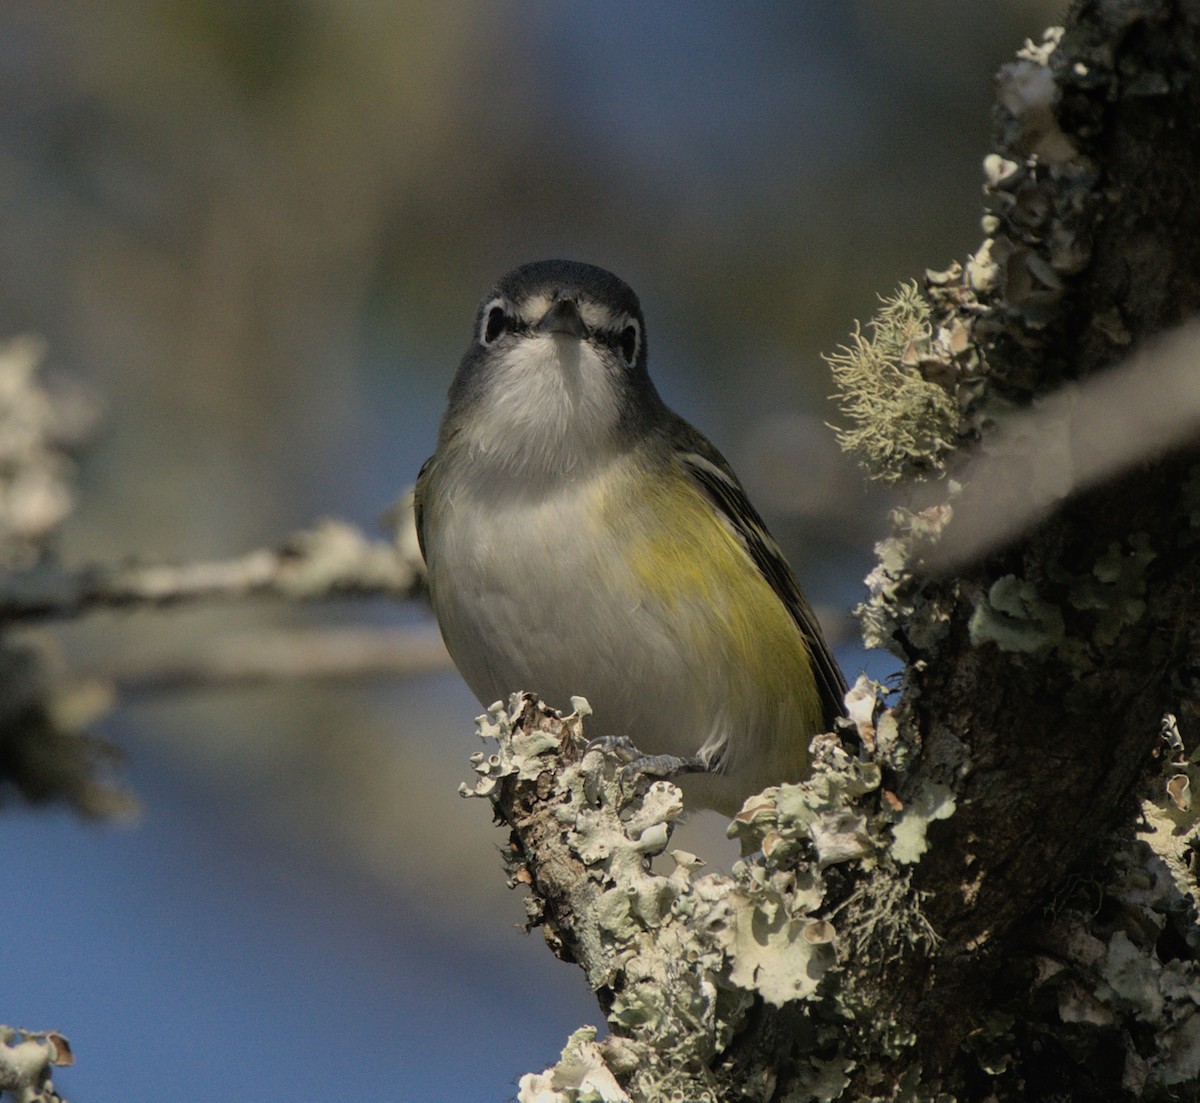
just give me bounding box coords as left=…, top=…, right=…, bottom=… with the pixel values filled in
left=460, top=335, right=621, bottom=481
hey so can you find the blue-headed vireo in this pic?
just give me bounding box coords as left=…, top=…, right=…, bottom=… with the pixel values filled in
left=415, top=260, right=846, bottom=815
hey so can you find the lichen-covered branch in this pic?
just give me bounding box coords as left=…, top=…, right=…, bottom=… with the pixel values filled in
left=463, top=693, right=919, bottom=1103
left=0, top=336, right=129, bottom=818
left=0, top=1026, right=73, bottom=1103
left=473, top=3, right=1200, bottom=1101
left=0, top=336, right=427, bottom=818
left=0, top=515, right=423, bottom=621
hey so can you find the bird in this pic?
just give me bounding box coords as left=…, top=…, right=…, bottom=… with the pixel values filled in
left=414, top=259, right=846, bottom=815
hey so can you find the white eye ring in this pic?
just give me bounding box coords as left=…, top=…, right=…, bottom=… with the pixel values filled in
left=617, top=319, right=640, bottom=366
left=480, top=299, right=510, bottom=346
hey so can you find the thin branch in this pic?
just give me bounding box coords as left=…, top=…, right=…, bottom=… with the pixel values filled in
left=93, top=624, right=451, bottom=698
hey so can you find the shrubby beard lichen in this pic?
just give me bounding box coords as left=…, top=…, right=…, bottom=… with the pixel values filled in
left=826, top=282, right=965, bottom=486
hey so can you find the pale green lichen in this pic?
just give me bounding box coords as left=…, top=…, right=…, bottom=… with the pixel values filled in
left=1095, top=924, right=1200, bottom=1089
left=832, top=869, right=941, bottom=972
left=966, top=536, right=1157, bottom=664
left=1101, top=929, right=1164, bottom=1019
left=0, top=1027, right=72, bottom=1103
left=722, top=887, right=837, bottom=1006
left=1059, top=534, right=1156, bottom=648
left=827, top=282, right=964, bottom=485
left=517, top=1027, right=632, bottom=1103
left=968, top=574, right=1065, bottom=656
left=857, top=503, right=956, bottom=657
left=1137, top=715, right=1200, bottom=936
left=1023, top=746, right=1200, bottom=1100
left=844, top=674, right=911, bottom=773
left=779, top=1055, right=855, bottom=1103
left=728, top=738, right=882, bottom=870
left=465, top=693, right=898, bottom=1101
left=890, top=783, right=957, bottom=865
left=463, top=694, right=734, bottom=1098
left=881, top=1061, right=962, bottom=1103
left=461, top=695, right=589, bottom=796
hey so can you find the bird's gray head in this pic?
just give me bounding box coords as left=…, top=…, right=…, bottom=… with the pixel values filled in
left=442, top=260, right=664, bottom=477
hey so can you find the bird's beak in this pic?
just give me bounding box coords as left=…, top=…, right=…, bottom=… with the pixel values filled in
left=534, top=298, right=588, bottom=339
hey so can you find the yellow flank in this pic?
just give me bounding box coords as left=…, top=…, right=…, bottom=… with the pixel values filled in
left=594, top=460, right=824, bottom=761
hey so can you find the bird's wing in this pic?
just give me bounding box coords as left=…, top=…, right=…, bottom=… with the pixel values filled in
left=673, top=421, right=848, bottom=728
left=413, top=455, right=434, bottom=563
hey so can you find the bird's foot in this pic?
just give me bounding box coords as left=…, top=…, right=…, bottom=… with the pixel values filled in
left=618, top=753, right=708, bottom=788
left=583, top=737, right=707, bottom=785
left=583, top=734, right=641, bottom=762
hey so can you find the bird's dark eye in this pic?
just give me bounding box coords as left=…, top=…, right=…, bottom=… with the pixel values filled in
left=482, top=303, right=510, bottom=345
left=617, top=322, right=640, bottom=366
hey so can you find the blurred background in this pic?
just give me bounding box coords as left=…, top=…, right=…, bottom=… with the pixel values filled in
left=0, top=3, right=1059, bottom=1100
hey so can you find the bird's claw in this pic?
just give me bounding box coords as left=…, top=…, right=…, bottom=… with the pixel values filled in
left=583, top=735, right=641, bottom=762
left=584, top=738, right=709, bottom=792
left=619, top=753, right=707, bottom=788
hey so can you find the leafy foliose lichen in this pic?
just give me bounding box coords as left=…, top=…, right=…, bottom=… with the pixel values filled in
left=470, top=694, right=916, bottom=1102
left=968, top=574, right=1065, bottom=657
left=827, top=282, right=964, bottom=485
